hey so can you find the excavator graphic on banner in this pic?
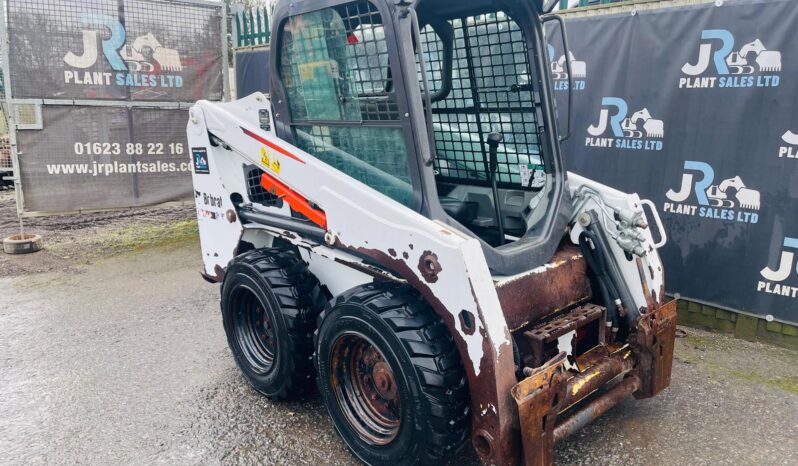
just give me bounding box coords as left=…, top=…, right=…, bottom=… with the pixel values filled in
left=705, top=176, right=761, bottom=210
left=621, top=109, right=664, bottom=139
left=550, top=51, right=586, bottom=80
left=120, top=33, right=183, bottom=73
left=726, top=39, right=782, bottom=75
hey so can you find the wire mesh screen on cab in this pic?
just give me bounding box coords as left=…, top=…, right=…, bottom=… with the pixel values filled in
left=278, top=1, right=415, bottom=207
left=420, top=12, right=545, bottom=190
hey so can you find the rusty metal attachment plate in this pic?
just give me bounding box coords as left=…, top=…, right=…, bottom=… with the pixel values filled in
left=513, top=345, right=638, bottom=466
left=496, top=245, right=592, bottom=331
left=511, top=353, right=568, bottom=466
left=634, top=299, right=678, bottom=398
left=519, top=303, right=606, bottom=367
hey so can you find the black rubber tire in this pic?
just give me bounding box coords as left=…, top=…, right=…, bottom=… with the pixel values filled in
left=314, top=283, right=470, bottom=466
left=221, top=248, right=326, bottom=400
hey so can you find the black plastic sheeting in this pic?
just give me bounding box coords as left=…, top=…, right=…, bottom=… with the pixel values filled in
left=235, top=48, right=270, bottom=98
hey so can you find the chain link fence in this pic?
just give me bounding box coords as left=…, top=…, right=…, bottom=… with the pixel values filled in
left=1, top=0, right=227, bottom=213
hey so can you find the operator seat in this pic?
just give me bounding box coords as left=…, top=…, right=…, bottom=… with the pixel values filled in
left=439, top=196, right=478, bottom=225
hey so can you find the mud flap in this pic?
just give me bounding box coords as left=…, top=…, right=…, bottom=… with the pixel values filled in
left=633, top=299, right=678, bottom=399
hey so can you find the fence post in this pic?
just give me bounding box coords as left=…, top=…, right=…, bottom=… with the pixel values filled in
left=231, top=4, right=244, bottom=49
left=222, top=2, right=230, bottom=101
left=0, top=0, right=25, bottom=216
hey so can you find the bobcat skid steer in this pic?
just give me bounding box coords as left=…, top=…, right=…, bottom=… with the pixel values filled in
left=187, top=0, right=676, bottom=464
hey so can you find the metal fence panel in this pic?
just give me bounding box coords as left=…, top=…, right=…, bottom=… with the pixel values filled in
left=7, top=0, right=224, bottom=101
left=2, top=0, right=226, bottom=213
left=16, top=106, right=192, bottom=212
left=234, top=6, right=271, bottom=48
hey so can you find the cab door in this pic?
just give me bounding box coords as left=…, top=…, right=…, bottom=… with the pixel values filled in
left=269, top=0, right=424, bottom=210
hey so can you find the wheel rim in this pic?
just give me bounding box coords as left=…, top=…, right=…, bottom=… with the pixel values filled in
left=330, top=333, right=401, bottom=446
left=232, top=286, right=276, bottom=375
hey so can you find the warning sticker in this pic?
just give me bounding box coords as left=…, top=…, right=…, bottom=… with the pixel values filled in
left=519, top=164, right=546, bottom=189
left=261, top=147, right=281, bottom=174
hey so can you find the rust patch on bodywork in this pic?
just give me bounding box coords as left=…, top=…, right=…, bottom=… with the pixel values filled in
left=226, top=209, right=237, bottom=223
left=496, top=244, right=591, bottom=331
left=347, top=243, right=519, bottom=466
left=332, top=257, right=403, bottom=283
left=201, top=264, right=226, bottom=283
left=418, top=251, right=442, bottom=283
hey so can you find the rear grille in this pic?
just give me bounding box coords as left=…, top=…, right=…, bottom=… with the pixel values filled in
left=245, top=165, right=283, bottom=207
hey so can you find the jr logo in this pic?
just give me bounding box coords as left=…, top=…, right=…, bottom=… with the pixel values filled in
left=63, top=14, right=183, bottom=89
left=680, top=29, right=781, bottom=89
left=758, top=237, right=798, bottom=298
left=64, top=14, right=127, bottom=71
left=585, top=97, right=664, bottom=151
left=663, top=161, right=760, bottom=224
left=546, top=44, right=586, bottom=91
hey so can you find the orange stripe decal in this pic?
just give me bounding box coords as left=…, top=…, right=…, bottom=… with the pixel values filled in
left=260, top=172, right=327, bottom=229
left=242, top=127, right=305, bottom=164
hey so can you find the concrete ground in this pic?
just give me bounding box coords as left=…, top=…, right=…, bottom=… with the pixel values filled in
left=1, top=195, right=797, bottom=465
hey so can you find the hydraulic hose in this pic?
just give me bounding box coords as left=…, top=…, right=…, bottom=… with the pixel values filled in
left=579, top=231, right=618, bottom=332
left=580, top=210, right=639, bottom=326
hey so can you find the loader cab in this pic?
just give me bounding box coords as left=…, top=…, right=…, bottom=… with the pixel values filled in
left=269, top=0, right=570, bottom=275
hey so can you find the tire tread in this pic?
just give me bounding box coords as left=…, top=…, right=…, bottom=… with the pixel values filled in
left=315, top=283, right=470, bottom=463
left=227, top=248, right=326, bottom=400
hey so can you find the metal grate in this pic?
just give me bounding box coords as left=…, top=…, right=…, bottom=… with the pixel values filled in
left=280, top=0, right=400, bottom=122
left=343, top=2, right=399, bottom=121
left=278, top=1, right=413, bottom=208
left=0, top=134, right=11, bottom=171
left=14, top=101, right=43, bottom=130
left=420, top=13, right=544, bottom=189
left=245, top=165, right=282, bottom=207
left=6, top=0, right=224, bottom=102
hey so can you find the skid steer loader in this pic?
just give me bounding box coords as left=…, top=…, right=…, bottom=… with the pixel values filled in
left=188, top=0, right=676, bottom=464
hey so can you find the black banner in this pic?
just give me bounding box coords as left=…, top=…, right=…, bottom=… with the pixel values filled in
left=8, top=0, right=224, bottom=102
left=235, top=48, right=270, bottom=98
left=17, top=106, right=192, bottom=213
left=548, top=0, right=798, bottom=324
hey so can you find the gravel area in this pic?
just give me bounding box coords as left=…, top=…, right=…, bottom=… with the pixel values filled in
left=1, top=200, right=796, bottom=466
left=0, top=190, right=195, bottom=277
